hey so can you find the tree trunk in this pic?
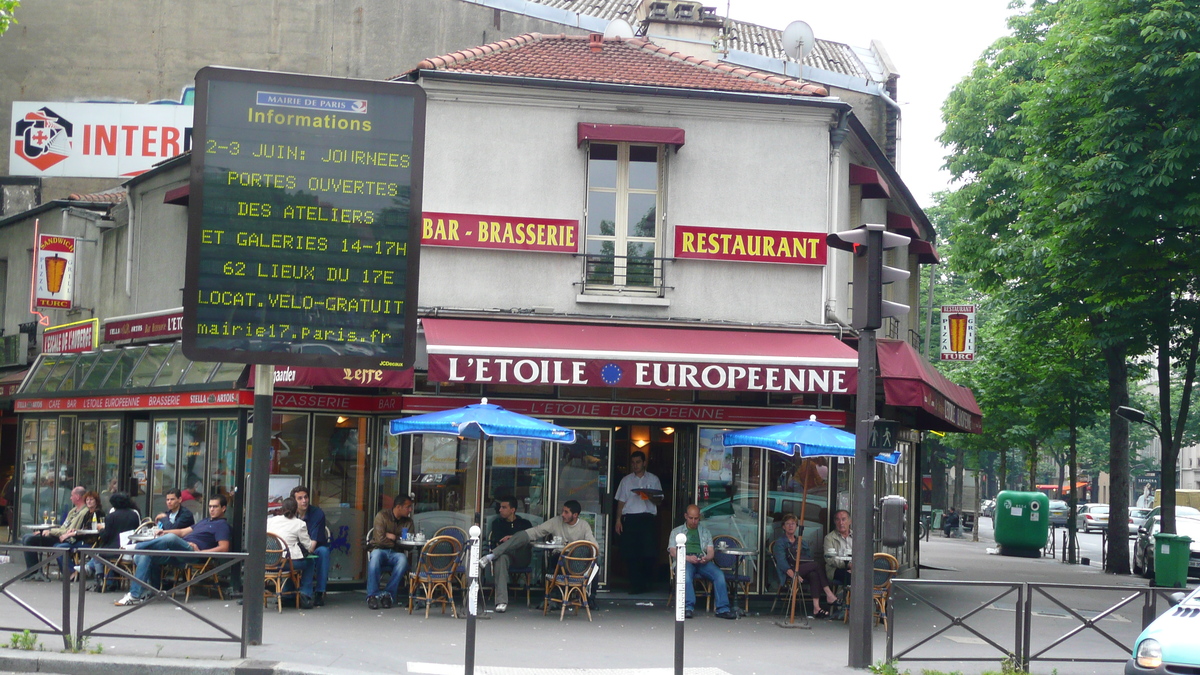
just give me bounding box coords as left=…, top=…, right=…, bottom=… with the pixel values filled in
left=1067, top=403, right=1079, bottom=565
left=1103, top=342, right=1131, bottom=574
left=954, top=446, right=965, bottom=511
left=929, top=441, right=948, bottom=509
left=1026, top=442, right=1038, bottom=492
left=1157, top=315, right=1178, bottom=535
left=999, top=447, right=1008, bottom=494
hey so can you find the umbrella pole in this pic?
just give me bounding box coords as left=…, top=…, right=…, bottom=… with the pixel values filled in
left=778, top=466, right=812, bottom=629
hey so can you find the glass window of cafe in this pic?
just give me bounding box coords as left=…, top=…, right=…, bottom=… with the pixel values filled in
left=695, top=426, right=836, bottom=596
left=247, top=412, right=372, bottom=582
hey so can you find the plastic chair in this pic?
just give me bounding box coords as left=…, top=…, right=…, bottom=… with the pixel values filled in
left=543, top=540, right=598, bottom=621
left=408, top=535, right=462, bottom=618
left=263, top=533, right=299, bottom=612
left=713, top=534, right=752, bottom=612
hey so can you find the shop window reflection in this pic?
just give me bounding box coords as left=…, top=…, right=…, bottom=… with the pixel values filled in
left=696, top=427, right=761, bottom=589
left=410, top=434, right=478, bottom=537
left=765, top=454, right=829, bottom=592
left=555, top=429, right=610, bottom=585
left=100, top=420, right=121, bottom=506
left=208, top=419, right=238, bottom=508
left=313, top=414, right=367, bottom=582
left=485, top=436, right=551, bottom=539
left=20, top=420, right=37, bottom=526
left=79, top=421, right=98, bottom=493
left=151, top=419, right=178, bottom=517
left=180, top=420, right=207, bottom=517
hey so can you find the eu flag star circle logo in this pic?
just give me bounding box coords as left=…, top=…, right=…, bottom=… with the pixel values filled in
left=600, top=363, right=623, bottom=385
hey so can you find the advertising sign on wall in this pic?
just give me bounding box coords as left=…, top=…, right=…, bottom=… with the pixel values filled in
left=10, top=102, right=193, bottom=177
left=183, top=67, right=425, bottom=369
left=421, top=212, right=579, bottom=253
left=940, top=305, right=977, bottom=361
left=42, top=319, right=99, bottom=354
left=34, top=234, right=77, bottom=309
left=674, top=225, right=827, bottom=265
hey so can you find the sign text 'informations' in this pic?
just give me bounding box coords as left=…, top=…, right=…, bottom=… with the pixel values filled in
left=183, top=68, right=425, bottom=368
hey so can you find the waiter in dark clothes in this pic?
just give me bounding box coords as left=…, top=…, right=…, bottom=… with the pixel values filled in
left=615, top=451, right=663, bottom=594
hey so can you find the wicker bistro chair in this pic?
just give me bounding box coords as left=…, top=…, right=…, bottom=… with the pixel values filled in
left=408, top=535, right=462, bottom=618
left=543, top=540, right=599, bottom=621
left=434, top=526, right=470, bottom=589
left=842, top=552, right=900, bottom=630
left=263, top=533, right=300, bottom=612
left=712, top=535, right=752, bottom=613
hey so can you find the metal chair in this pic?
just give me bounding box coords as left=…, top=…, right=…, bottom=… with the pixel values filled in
left=544, top=540, right=598, bottom=621
left=842, top=552, right=900, bottom=630
left=768, top=537, right=813, bottom=617
left=713, top=534, right=752, bottom=612
left=408, top=535, right=462, bottom=618
left=263, top=533, right=299, bottom=612
left=667, top=556, right=712, bottom=612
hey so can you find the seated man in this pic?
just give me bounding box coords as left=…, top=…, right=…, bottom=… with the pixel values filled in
left=155, top=489, right=196, bottom=532
left=823, top=509, right=853, bottom=587
left=23, top=486, right=87, bottom=576
left=943, top=507, right=960, bottom=537
left=667, top=505, right=736, bottom=620
left=481, top=500, right=597, bottom=610
left=366, top=495, right=414, bottom=610
left=116, top=495, right=232, bottom=606
left=487, top=495, right=533, bottom=613
left=291, top=485, right=330, bottom=607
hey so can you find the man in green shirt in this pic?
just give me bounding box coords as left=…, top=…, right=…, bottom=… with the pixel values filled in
left=667, top=504, right=736, bottom=620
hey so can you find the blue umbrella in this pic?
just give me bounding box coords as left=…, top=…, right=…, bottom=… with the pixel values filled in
left=389, top=398, right=576, bottom=444
left=721, top=415, right=898, bottom=464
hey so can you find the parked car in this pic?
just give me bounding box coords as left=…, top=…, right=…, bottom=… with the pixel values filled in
left=1126, top=584, right=1200, bottom=674
left=1048, top=500, right=1070, bottom=527
left=980, top=499, right=996, bottom=518
left=1129, top=507, right=1152, bottom=533
left=1076, top=504, right=1109, bottom=533
left=1132, top=514, right=1200, bottom=579
left=1142, top=505, right=1200, bottom=522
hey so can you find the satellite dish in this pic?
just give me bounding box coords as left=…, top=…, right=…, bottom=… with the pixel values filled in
left=781, top=20, right=816, bottom=61
left=604, top=18, right=635, bottom=39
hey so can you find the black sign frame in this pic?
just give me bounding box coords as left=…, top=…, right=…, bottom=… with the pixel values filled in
left=183, top=67, right=425, bottom=369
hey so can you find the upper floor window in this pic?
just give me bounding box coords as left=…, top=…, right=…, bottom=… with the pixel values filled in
left=584, top=142, right=664, bottom=292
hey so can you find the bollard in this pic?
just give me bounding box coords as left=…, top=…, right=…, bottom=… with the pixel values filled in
left=675, top=532, right=686, bottom=675
left=465, top=525, right=481, bottom=675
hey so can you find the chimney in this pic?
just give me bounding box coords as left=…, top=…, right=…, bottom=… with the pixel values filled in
left=589, top=33, right=604, bottom=52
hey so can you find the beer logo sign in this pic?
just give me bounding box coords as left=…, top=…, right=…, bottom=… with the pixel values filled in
left=14, top=106, right=74, bottom=171
left=34, top=235, right=77, bottom=310
left=940, top=305, right=977, bottom=361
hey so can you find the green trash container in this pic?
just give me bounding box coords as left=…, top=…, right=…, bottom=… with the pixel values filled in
left=993, top=491, right=1050, bottom=557
left=1154, top=532, right=1193, bottom=588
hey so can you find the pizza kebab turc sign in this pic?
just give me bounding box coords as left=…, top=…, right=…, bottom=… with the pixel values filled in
left=182, top=67, right=426, bottom=369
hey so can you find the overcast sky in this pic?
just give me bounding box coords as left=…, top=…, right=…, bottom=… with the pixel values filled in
left=729, top=0, right=1018, bottom=208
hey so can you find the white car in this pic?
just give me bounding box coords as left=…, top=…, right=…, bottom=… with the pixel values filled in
left=1076, top=504, right=1109, bottom=533
left=1127, top=585, right=1200, bottom=674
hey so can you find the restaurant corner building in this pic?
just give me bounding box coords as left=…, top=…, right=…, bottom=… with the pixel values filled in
left=3, top=26, right=981, bottom=597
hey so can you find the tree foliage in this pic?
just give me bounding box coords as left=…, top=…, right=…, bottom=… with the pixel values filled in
left=0, top=1, right=18, bottom=36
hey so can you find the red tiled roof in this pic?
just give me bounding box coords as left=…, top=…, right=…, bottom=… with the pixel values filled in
left=408, top=34, right=828, bottom=97
left=68, top=189, right=126, bottom=204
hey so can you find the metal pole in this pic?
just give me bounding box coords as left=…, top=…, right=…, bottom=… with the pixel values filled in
left=848, top=328, right=878, bottom=668
left=466, top=525, right=481, bottom=675
left=243, top=365, right=273, bottom=646
left=674, top=532, right=686, bottom=675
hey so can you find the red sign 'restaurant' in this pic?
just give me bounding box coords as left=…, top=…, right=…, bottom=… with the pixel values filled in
left=674, top=225, right=827, bottom=265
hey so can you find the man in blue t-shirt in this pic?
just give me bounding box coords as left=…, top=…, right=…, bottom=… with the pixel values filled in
left=291, top=485, right=330, bottom=606
left=117, top=495, right=232, bottom=605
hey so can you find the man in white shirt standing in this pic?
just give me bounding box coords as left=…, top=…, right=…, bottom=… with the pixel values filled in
left=615, top=451, right=662, bottom=594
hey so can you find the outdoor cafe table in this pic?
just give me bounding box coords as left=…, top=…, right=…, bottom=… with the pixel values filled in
left=722, top=547, right=757, bottom=615
left=531, top=540, right=565, bottom=604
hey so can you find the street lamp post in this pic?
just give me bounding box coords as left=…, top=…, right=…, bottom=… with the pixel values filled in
left=1116, top=406, right=1175, bottom=536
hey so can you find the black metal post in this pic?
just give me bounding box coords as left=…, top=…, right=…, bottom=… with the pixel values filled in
left=465, top=525, right=480, bottom=675
left=848, top=327, right=878, bottom=668
left=674, top=532, right=686, bottom=675
left=243, top=365, right=273, bottom=645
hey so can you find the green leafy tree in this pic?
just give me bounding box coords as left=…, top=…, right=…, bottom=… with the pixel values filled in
left=0, top=1, right=17, bottom=36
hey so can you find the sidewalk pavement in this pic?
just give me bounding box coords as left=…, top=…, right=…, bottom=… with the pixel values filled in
left=1, top=523, right=1194, bottom=675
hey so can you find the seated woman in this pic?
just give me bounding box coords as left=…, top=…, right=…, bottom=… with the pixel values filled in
left=83, top=491, right=142, bottom=588
left=267, top=496, right=316, bottom=609
left=773, top=513, right=839, bottom=618
left=59, top=491, right=105, bottom=578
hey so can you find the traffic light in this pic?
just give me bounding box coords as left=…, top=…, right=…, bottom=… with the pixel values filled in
left=827, top=224, right=911, bottom=330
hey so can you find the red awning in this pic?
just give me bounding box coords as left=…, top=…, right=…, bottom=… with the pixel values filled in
left=887, top=212, right=921, bottom=238
left=249, top=365, right=413, bottom=389
left=164, top=185, right=189, bottom=205
left=849, top=164, right=890, bottom=199
left=422, top=318, right=858, bottom=395
left=877, top=339, right=981, bottom=433
left=577, top=123, right=685, bottom=148
left=909, top=239, right=940, bottom=264
left=0, top=369, right=29, bottom=397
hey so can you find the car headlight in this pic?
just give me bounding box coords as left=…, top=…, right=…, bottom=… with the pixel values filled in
left=1136, top=638, right=1162, bottom=669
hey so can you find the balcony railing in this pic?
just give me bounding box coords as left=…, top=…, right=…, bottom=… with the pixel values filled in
left=576, top=254, right=670, bottom=297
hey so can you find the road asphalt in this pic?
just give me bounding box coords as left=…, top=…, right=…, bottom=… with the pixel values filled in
left=0, top=519, right=1194, bottom=675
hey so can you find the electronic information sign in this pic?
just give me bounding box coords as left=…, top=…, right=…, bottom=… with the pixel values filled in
left=183, top=67, right=424, bottom=368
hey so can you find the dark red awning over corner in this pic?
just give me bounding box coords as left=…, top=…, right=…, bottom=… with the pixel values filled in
left=577, top=123, right=685, bottom=148
left=877, top=339, right=981, bottom=433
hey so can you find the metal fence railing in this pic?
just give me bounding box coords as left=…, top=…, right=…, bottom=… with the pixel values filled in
left=0, top=542, right=248, bottom=656
left=887, top=579, right=1179, bottom=670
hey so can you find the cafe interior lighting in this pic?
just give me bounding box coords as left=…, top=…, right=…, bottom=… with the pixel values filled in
left=631, top=425, right=650, bottom=448
left=662, top=427, right=675, bottom=435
